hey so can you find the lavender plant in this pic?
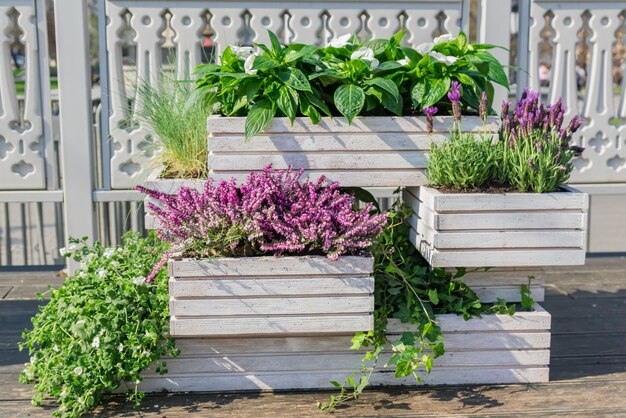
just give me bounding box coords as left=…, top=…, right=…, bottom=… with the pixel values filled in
left=136, top=166, right=387, bottom=273
left=500, top=89, right=584, bottom=192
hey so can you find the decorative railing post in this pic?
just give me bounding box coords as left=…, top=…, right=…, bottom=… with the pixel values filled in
left=54, top=0, right=96, bottom=267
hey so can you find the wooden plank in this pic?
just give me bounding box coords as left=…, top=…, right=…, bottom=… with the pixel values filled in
left=138, top=367, right=548, bottom=393
left=142, top=168, right=205, bottom=194
left=171, top=331, right=551, bottom=356
left=469, top=286, right=545, bottom=303
left=419, top=185, right=589, bottom=212
left=411, top=214, right=585, bottom=248
left=209, top=133, right=446, bottom=152
left=170, top=314, right=374, bottom=336
left=169, top=276, right=374, bottom=297
left=208, top=115, right=499, bottom=135
left=207, top=169, right=429, bottom=187
left=170, top=256, right=374, bottom=277
left=170, top=296, right=374, bottom=316
left=428, top=248, right=586, bottom=267
left=152, top=350, right=550, bottom=375
left=209, top=151, right=428, bottom=171
left=429, top=211, right=586, bottom=231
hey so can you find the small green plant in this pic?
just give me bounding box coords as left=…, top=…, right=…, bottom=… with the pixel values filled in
left=132, top=74, right=210, bottom=179
left=193, top=31, right=507, bottom=139
left=19, top=232, right=178, bottom=417
left=520, top=276, right=536, bottom=311
left=427, top=132, right=498, bottom=190
left=318, top=202, right=518, bottom=411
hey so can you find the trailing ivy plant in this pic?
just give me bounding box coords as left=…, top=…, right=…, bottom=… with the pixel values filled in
left=193, top=31, right=508, bottom=139
left=318, top=202, right=531, bottom=411
left=19, top=232, right=178, bottom=418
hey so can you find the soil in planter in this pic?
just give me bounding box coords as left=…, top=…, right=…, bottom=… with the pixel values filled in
left=431, top=182, right=565, bottom=194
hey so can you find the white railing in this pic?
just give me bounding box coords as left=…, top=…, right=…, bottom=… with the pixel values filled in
left=1, top=0, right=626, bottom=265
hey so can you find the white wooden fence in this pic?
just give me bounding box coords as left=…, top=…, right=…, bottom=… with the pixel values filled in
left=0, top=0, right=625, bottom=266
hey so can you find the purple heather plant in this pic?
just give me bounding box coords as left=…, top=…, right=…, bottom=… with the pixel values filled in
left=479, top=92, right=488, bottom=122
left=137, top=166, right=387, bottom=281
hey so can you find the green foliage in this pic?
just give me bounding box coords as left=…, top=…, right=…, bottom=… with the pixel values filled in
left=500, top=130, right=576, bottom=193
left=132, top=74, right=210, bottom=178
left=193, top=30, right=507, bottom=139
left=521, top=276, right=536, bottom=311
left=19, top=232, right=178, bottom=417
left=318, top=202, right=518, bottom=411
left=427, top=131, right=499, bottom=190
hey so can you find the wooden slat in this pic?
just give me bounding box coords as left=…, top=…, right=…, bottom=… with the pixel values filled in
left=153, top=350, right=550, bottom=375
left=169, top=276, right=374, bottom=297
left=420, top=185, right=589, bottom=212
left=427, top=211, right=586, bottom=231
left=172, top=331, right=551, bottom=356
left=169, top=256, right=374, bottom=277
left=207, top=169, right=429, bottom=187
left=470, top=286, right=545, bottom=303
left=210, top=133, right=444, bottom=152
left=170, top=296, right=374, bottom=316
left=428, top=248, right=586, bottom=268
left=208, top=115, right=499, bottom=135
left=170, top=314, right=373, bottom=336
left=138, top=367, right=549, bottom=393
left=209, top=151, right=428, bottom=171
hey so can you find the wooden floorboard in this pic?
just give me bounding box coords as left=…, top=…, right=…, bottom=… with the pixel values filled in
left=1, top=257, right=625, bottom=416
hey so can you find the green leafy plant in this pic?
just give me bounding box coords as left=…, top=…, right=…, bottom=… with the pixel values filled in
left=427, top=131, right=498, bottom=190
left=19, top=232, right=178, bottom=417
left=193, top=31, right=507, bottom=139
left=318, top=202, right=518, bottom=411
left=521, top=276, right=536, bottom=311
left=132, top=74, right=210, bottom=178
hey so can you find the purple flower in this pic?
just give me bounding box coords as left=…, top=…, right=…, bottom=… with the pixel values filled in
left=528, top=158, right=538, bottom=172
left=536, top=140, right=543, bottom=153
left=569, top=145, right=585, bottom=156
left=567, top=115, right=583, bottom=134
left=136, top=166, right=388, bottom=275
left=448, top=81, right=462, bottom=121
left=501, top=101, right=510, bottom=119
left=479, top=92, right=488, bottom=121
left=423, top=106, right=438, bottom=133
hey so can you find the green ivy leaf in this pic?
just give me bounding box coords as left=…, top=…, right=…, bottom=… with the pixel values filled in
left=428, top=288, right=440, bottom=305
left=244, top=99, right=276, bottom=140
left=334, top=84, right=365, bottom=123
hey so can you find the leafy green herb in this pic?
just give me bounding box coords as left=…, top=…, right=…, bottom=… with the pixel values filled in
left=19, top=232, right=178, bottom=417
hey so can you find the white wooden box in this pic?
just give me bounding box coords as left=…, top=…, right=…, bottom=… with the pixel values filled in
left=141, top=168, right=205, bottom=230
left=168, top=255, right=375, bottom=336
left=207, top=115, right=499, bottom=188
left=404, top=186, right=589, bottom=267
left=140, top=304, right=551, bottom=392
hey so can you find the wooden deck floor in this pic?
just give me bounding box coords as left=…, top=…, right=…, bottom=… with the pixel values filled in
left=1, top=257, right=626, bottom=417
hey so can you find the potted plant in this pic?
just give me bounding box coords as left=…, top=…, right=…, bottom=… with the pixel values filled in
left=405, top=89, right=588, bottom=267
left=194, top=31, right=504, bottom=187
left=137, top=166, right=388, bottom=336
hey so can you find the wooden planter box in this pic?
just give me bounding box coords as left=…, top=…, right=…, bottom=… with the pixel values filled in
left=141, top=168, right=205, bottom=230
left=207, top=116, right=499, bottom=188
left=168, top=255, right=375, bottom=336
left=404, top=186, right=589, bottom=268
left=140, top=304, right=550, bottom=392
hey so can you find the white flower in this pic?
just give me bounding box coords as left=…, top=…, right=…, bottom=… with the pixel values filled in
left=60, top=388, right=68, bottom=397
left=133, top=276, right=145, bottom=285
left=74, top=367, right=83, bottom=376
left=415, top=42, right=434, bottom=54
left=76, top=319, right=86, bottom=326
left=429, top=51, right=458, bottom=65
left=351, top=46, right=379, bottom=68
left=118, top=343, right=124, bottom=352
left=434, top=34, right=455, bottom=44
left=91, top=336, right=100, bottom=349
left=58, top=247, right=66, bottom=257
left=110, top=260, right=120, bottom=267
left=142, top=350, right=151, bottom=357
left=68, top=243, right=80, bottom=252
left=230, top=45, right=255, bottom=59
left=329, top=33, right=352, bottom=48
left=103, top=248, right=115, bottom=258
left=244, top=54, right=257, bottom=75
left=53, top=345, right=59, bottom=353
left=96, top=268, right=107, bottom=279
left=397, top=58, right=410, bottom=66
left=30, top=356, right=36, bottom=364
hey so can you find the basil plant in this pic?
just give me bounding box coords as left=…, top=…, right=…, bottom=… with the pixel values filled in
left=193, top=31, right=508, bottom=139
